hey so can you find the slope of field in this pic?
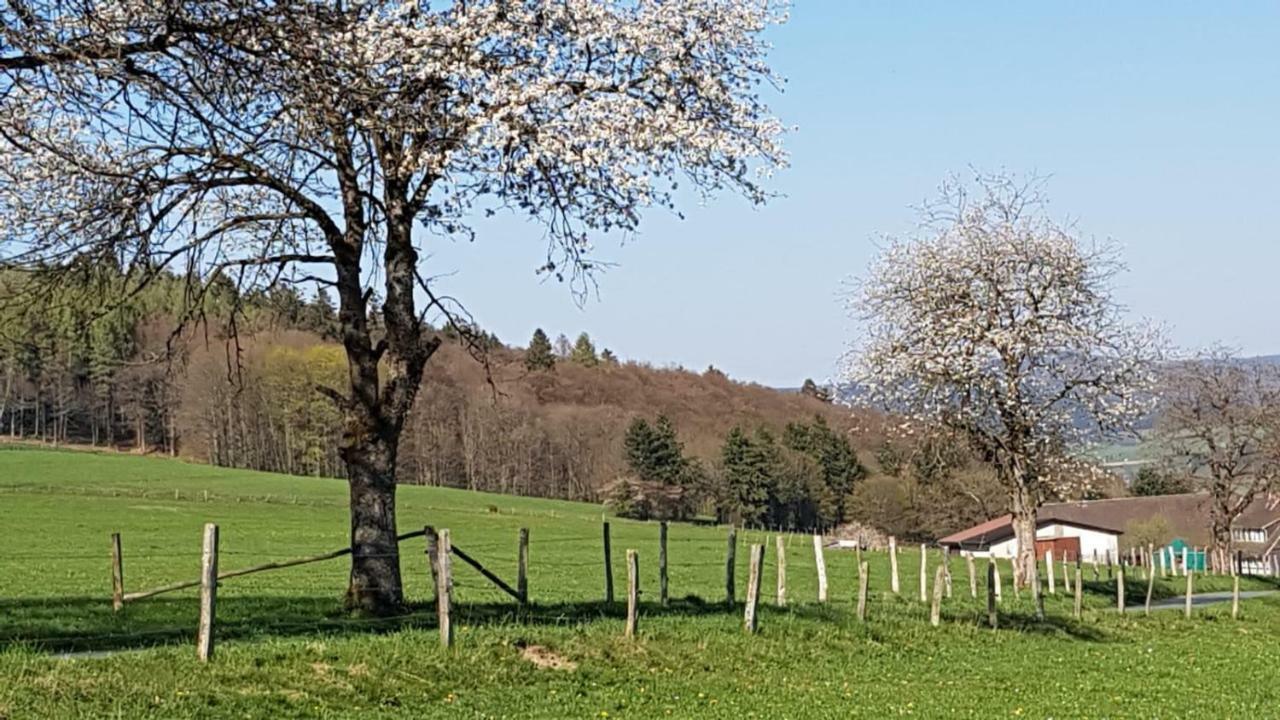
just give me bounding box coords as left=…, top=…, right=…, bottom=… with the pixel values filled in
left=2, top=447, right=1280, bottom=719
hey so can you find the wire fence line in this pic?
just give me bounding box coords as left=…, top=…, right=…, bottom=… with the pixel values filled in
left=6, top=517, right=1272, bottom=660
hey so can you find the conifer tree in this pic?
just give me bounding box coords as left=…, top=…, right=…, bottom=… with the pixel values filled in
left=524, top=328, right=556, bottom=371
left=623, top=417, right=658, bottom=479
left=783, top=416, right=864, bottom=526
left=719, top=426, right=771, bottom=526
left=571, top=332, right=599, bottom=367
left=624, top=415, right=685, bottom=485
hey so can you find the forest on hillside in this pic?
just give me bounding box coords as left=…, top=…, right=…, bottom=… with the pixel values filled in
left=0, top=268, right=1008, bottom=538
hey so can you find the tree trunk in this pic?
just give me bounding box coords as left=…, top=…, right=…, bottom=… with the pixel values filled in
left=1209, top=515, right=1232, bottom=563
left=342, top=424, right=404, bottom=616
left=1011, top=481, right=1038, bottom=588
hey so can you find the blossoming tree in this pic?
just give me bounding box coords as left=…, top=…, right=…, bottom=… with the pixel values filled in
left=843, top=172, right=1160, bottom=587
left=0, top=0, right=787, bottom=614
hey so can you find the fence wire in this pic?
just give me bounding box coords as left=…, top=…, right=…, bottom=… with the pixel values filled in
left=6, top=516, right=1279, bottom=655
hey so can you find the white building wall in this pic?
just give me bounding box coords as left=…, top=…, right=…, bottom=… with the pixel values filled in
left=969, top=523, right=1119, bottom=560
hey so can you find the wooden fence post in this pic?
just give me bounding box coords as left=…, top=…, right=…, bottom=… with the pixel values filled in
left=437, top=529, right=453, bottom=648
left=993, top=559, right=1002, bottom=603
left=856, top=561, right=869, bottom=621
left=1092, top=549, right=1100, bottom=581
left=1232, top=574, right=1240, bottom=620
left=1031, top=555, right=1045, bottom=621
left=889, top=536, right=900, bottom=594
left=919, top=544, right=928, bottom=602
left=658, top=522, right=669, bottom=607
left=1116, top=564, right=1125, bottom=614
left=603, top=521, right=614, bottom=604
left=110, top=532, right=124, bottom=612
left=986, top=560, right=997, bottom=629
left=1073, top=566, right=1083, bottom=619
left=943, top=547, right=953, bottom=599
left=625, top=550, right=639, bottom=637
left=1106, top=549, right=1113, bottom=579
left=966, top=553, right=977, bottom=599
left=814, top=534, right=828, bottom=603
left=775, top=535, right=787, bottom=607
left=1184, top=568, right=1194, bottom=619
left=196, top=523, right=219, bottom=662
left=1046, top=550, right=1055, bottom=595
left=1152, top=558, right=1162, bottom=614
left=744, top=543, right=764, bottom=634
left=725, top=528, right=737, bottom=607
left=424, top=526, right=440, bottom=599
left=517, top=528, right=529, bottom=606
left=930, top=565, right=945, bottom=627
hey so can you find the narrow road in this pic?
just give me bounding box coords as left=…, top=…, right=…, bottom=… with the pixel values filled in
left=1134, top=590, right=1277, bottom=611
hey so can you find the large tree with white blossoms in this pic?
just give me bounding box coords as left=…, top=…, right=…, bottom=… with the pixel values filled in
left=844, top=173, right=1161, bottom=587
left=0, top=0, right=787, bottom=614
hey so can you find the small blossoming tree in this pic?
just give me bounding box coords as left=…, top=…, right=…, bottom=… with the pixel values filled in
left=843, top=172, right=1161, bottom=587
left=0, top=0, right=788, bottom=614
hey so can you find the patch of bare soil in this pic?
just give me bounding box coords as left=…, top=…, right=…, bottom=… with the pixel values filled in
left=518, top=644, right=577, bottom=671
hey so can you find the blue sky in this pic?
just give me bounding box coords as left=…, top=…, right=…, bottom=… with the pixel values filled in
left=428, top=2, right=1280, bottom=388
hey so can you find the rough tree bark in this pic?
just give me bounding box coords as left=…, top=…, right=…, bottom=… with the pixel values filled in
left=1011, top=481, right=1038, bottom=589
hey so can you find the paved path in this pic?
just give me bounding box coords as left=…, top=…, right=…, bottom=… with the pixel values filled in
left=1133, top=590, right=1277, bottom=610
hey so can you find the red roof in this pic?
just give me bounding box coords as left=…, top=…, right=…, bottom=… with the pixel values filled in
left=938, top=514, right=1015, bottom=545
left=938, top=513, right=1117, bottom=547
left=938, top=492, right=1280, bottom=549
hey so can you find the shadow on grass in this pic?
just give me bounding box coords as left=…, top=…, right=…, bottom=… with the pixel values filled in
left=0, top=594, right=738, bottom=655
left=1080, top=574, right=1280, bottom=605
left=986, top=610, right=1110, bottom=641
left=20, top=574, right=1257, bottom=655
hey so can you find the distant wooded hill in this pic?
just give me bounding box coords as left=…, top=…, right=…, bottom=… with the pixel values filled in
left=0, top=269, right=881, bottom=506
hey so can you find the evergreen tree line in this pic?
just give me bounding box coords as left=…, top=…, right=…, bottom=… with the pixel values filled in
left=524, top=328, right=617, bottom=371
left=609, top=414, right=867, bottom=532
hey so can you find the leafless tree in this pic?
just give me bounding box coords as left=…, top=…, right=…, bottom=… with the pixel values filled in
left=1157, top=348, right=1280, bottom=557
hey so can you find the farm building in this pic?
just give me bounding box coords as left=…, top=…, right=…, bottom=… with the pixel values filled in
left=938, top=492, right=1280, bottom=564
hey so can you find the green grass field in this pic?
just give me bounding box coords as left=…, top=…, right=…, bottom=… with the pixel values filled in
left=2, top=446, right=1280, bottom=718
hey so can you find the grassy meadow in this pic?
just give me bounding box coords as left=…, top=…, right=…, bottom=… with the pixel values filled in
left=2, top=445, right=1280, bottom=718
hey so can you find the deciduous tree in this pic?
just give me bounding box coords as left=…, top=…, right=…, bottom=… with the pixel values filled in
left=843, top=172, right=1160, bottom=587
left=1157, top=349, right=1280, bottom=557
left=0, top=0, right=787, bottom=614
left=1130, top=466, right=1191, bottom=497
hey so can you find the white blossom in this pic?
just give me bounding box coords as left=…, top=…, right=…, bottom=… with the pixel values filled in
left=841, top=171, right=1163, bottom=583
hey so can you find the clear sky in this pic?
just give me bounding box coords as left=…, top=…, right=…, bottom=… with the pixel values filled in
left=428, top=2, right=1280, bottom=388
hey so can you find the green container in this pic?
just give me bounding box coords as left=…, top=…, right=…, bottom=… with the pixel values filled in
left=1164, top=538, right=1206, bottom=571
